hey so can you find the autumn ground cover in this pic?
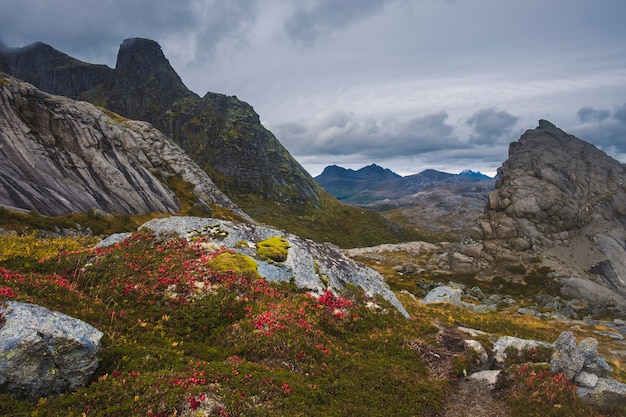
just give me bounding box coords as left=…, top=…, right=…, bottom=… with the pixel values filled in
left=0, top=230, right=622, bottom=416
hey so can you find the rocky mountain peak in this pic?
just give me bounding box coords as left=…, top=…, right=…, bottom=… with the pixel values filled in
left=479, top=120, right=626, bottom=301
left=0, top=74, right=247, bottom=219
left=488, top=120, right=625, bottom=241
left=116, top=38, right=167, bottom=70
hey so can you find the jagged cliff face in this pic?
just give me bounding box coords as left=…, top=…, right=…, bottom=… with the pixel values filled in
left=480, top=120, right=626, bottom=300
left=483, top=120, right=626, bottom=242
left=0, top=38, right=322, bottom=212
left=0, top=74, right=246, bottom=218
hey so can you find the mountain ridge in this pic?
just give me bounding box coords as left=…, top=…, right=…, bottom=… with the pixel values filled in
left=0, top=38, right=321, bottom=212
left=315, top=164, right=493, bottom=206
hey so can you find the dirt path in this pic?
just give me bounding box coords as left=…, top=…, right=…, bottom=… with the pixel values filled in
left=439, top=378, right=511, bottom=417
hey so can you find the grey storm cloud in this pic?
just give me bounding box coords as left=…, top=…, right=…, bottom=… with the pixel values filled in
left=284, top=0, right=390, bottom=45
left=466, top=108, right=519, bottom=145
left=0, top=0, right=258, bottom=65
left=276, top=110, right=463, bottom=158
left=577, top=106, right=611, bottom=123
left=571, top=103, right=626, bottom=154
left=613, top=103, right=626, bottom=125
left=2, top=0, right=625, bottom=177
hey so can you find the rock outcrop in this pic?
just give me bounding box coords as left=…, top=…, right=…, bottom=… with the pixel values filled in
left=484, top=120, right=626, bottom=242
left=481, top=120, right=626, bottom=307
left=126, top=216, right=409, bottom=318
left=0, top=74, right=247, bottom=219
left=0, top=301, right=103, bottom=401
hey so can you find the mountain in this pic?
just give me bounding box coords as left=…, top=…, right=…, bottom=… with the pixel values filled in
left=0, top=38, right=319, bottom=211
left=315, top=165, right=493, bottom=207
left=459, top=169, right=492, bottom=180
left=315, top=164, right=401, bottom=204
left=0, top=41, right=113, bottom=97
left=315, top=164, right=494, bottom=235
left=0, top=39, right=419, bottom=247
left=479, top=119, right=626, bottom=306
left=0, top=74, right=247, bottom=220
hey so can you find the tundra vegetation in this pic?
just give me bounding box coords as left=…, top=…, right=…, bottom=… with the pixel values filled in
left=0, top=213, right=624, bottom=416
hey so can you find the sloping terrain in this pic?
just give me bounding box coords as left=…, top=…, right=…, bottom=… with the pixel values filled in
left=0, top=74, right=245, bottom=219
left=478, top=120, right=626, bottom=305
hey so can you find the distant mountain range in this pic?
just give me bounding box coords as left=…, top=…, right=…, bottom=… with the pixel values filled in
left=315, top=164, right=493, bottom=206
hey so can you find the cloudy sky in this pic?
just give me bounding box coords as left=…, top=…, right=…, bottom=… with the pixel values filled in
left=2, top=0, right=626, bottom=177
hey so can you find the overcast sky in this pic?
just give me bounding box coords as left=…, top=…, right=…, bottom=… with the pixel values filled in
left=2, top=0, right=626, bottom=177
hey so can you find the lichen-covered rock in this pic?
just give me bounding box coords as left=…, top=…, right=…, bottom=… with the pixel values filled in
left=0, top=301, right=103, bottom=401
left=578, top=377, right=626, bottom=410
left=578, top=337, right=613, bottom=377
left=550, top=331, right=584, bottom=379
left=137, top=216, right=409, bottom=317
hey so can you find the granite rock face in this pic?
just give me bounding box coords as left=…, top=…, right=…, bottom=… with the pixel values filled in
left=482, top=120, right=626, bottom=307
left=486, top=120, right=626, bottom=241
left=0, top=301, right=103, bottom=401
left=0, top=74, right=246, bottom=219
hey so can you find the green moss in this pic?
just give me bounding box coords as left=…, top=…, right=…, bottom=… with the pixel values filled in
left=205, top=252, right=260, bottom=279
left=256, top=237, right=290, bottom=263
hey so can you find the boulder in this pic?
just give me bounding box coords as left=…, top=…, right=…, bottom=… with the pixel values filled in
left=560, top=278, right=626, bottom=313
left=137, top=216, right=410, bottom=318
left=467, top=370, right=501, bottom=387
left=578, top=377, right=626, bottom=411
left=492, top=336, right=553, bottom=364
left=465, top=340, right=489, bottom=365
left=550, top=331, right=584, bottom=379
left=0, top=301, right=102, bottom=401
left=578, top=337, right=612, bottom=377
left=422, top=286, right=463, bottom=306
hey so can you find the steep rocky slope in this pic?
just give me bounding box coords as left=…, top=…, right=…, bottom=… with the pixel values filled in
left=0, top=38, right=322, bottom=212
left=0, top=41, right=112, bottom=97
left=0, top=74, right=246, bottom=219
left=477, top=120, right=626, bottom=306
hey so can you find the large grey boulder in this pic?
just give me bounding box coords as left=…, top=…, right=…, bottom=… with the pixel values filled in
left=578, top=377, right=626, bottom=410
left=0, top=301, right=103, bottom=401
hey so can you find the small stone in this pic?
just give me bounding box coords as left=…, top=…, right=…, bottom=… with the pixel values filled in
left=468, top=370, right=501, bottom=387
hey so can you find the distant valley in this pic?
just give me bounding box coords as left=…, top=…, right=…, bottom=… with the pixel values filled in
left=316, top=164, right=495, bottom=235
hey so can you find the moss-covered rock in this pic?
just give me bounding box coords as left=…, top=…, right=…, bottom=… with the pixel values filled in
left=256, top=237, right=290, bottom=263
left=205, top=252, right=260, bottom=279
